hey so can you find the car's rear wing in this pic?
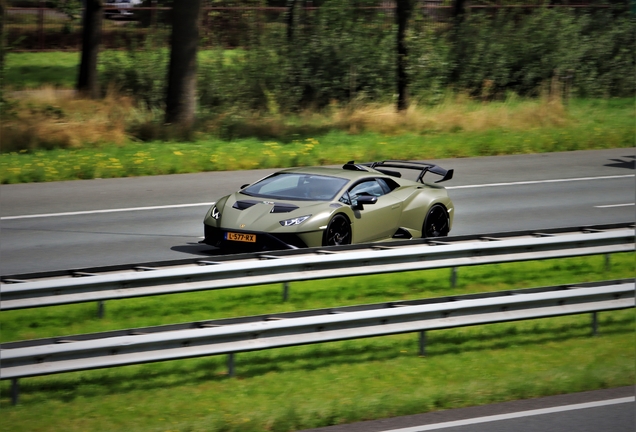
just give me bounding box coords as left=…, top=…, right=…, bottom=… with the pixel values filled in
left=351, top=160, right=454, bottom=183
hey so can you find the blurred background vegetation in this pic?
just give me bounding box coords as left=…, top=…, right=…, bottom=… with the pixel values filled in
left=1, top=1, right=634, bottom=180
left=4, top=1, right=633, bottom=104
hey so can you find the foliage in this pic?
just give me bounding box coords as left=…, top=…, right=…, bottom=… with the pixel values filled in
left=282, top=0, right=396, bottom=109
left=10, top=3, right=630, bottom=112
left=50, top=0, right=83, bottom=21
left=0, top=0, right=7, bottom=115
left=199, top=4, right=636, bottom=113
left=1, top=96, right=634, bottom=183
left=198, top=0, right=396, bottom=114
left=574, top=10, right=636, bottom=97
left=448, top=7, right=636, bottom=99
left=99, top=41, right=169, bottom=110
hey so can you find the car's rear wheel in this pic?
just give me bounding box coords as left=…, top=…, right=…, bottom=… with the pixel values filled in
left=422, top=204, right=449, bottom=238
left=323, top=214, right=352, bottom=246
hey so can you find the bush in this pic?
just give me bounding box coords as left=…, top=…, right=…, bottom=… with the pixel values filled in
left=98, top=3, right=635, bottom=116
left=198, top=0, right=396, bottom=114
left=100, top=41, right=169, bottom=110
left=447, top=7, right=635, bottom=99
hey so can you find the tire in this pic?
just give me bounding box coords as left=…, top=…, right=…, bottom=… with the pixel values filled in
left=323, top=214, right=352, bottom=246
left=422, top=204, right=450, bottom=238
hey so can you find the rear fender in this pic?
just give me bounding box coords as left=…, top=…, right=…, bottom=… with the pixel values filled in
left=399, top=189, right=453, bottom=232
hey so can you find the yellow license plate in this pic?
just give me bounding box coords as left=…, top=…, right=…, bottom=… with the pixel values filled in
left=225, top=232, right=257, bottom=243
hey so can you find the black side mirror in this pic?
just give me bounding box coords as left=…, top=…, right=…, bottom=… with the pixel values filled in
left=353, top=194, right=377, bottom=210
left=240, top=184, right=250, bottom=189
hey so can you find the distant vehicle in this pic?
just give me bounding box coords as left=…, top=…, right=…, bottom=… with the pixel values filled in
left=104, top=0, right=142, bottom=18
left=202, top=160, right=455, bottom=251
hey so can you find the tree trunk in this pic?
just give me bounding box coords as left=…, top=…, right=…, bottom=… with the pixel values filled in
left=77, top=0, right=103, bottom=99
left=165, top=0, right=202, bottom=130
left=396, top=0, right=413, bottom=112
left=0, top=0, right=6, bottom=107
left=0, top=0, right=6, bottom=74
left=286, top=0, right=297, bottom=42
left=449, top=0, right=466, bottom=84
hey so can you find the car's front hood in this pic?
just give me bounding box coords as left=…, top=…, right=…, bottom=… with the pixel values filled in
left=220, top=193, right=335, bottom=232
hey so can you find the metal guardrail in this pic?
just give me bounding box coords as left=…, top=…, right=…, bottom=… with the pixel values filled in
left=1, top=224, right=634, bottom=311
left=2, top=280, right=633, bottom=383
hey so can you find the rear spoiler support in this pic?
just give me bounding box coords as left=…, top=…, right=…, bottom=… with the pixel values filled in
left=360, top=160, right=454, bottom=184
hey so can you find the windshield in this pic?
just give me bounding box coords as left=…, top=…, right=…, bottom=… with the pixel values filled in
left=241, top=173, right=349, bottom=201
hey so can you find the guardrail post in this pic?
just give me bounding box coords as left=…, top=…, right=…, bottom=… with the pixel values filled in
left=282, top=282, right=290, bottom=302
left=450, top=267, right=457, bottom=288
left=227, top=353, right=235, bottom=377
left=97, top=301, right=105, bottom=318
left=605, top=254, right=611, bottom=272
left=592, top=312, right=598, bottom=336
left=419, top=331, right=427, bottom=356
left=11, top=378, right=19, bottom=405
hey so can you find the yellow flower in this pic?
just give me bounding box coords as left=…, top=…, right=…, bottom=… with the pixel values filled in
left=173, top=151, right=184, bottom=156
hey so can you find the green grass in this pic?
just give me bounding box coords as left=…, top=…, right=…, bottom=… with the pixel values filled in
left=1, top=99, right=634, bottom=184
left=2, top=52, right=634, bottom=184
left=1, top=254, right=634, bottom=431
left=3, top=50, right=241, bottom=90
left=3, top=254, right=633, bottom=343
left=4, top=52, right=80, bottom=90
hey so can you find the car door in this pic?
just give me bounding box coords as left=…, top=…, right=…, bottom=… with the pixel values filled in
left=342, top=178, right=403, bottom=242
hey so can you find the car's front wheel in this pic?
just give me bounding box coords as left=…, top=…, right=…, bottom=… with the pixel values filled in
left=323, top=214, right=352, bottom=246
left=422, top=204, right=450, bottom=238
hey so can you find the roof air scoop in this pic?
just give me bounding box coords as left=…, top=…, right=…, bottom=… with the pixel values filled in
left=343, top=161, right=370, bottom=172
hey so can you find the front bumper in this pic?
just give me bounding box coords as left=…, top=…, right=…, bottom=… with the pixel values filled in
left=202, top=224, right=309, bottom=251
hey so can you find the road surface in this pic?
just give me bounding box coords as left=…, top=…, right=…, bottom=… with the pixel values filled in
left=1, top=148, right=634, bottom=275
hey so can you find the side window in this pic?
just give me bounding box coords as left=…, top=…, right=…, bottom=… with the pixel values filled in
left=350, top=180, right=384, bottom=197
left=377, top=178, right=399, bottom=194
left=340, top=179, right=386, bottom=205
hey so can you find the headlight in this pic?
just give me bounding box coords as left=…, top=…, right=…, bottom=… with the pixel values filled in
left=279, top=215, right=311, bottom=227
left=211, top=206, right=221, bottom=220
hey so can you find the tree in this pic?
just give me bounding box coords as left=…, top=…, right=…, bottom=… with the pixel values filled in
left=0, top=0, right=7, bottom=112
left=165, top=0, right=202, bottom=131
left=449, top=0, right=466, bottom=84
left=53, top=0, right=84, bottom=21
left=286, top=0, right=299, bottom=41
left=77, top=0, right=103, bottom=99
left=396, top=0, right=414, bottom=111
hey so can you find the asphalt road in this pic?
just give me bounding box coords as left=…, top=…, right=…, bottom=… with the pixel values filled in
left=1, top=148, right=634, bottom=275
left=297, top=387, right=635, bottom=432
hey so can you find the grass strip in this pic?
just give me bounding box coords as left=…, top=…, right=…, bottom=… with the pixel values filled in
left=2, top=53, right=634, bottom=185
left=1, top=254, right=633, bottom=431
left=1, top=103, right=634, bottom=184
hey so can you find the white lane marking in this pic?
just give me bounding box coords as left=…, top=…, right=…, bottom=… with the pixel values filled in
left=2, top=174, right=634, bottom=221
left=0, top=203, right=215, bottom=220
left=446, top=174, right=634, bottom=190
left=379, top=397, right=635, bottom=432
left=595, top=203, right=635, bottom=208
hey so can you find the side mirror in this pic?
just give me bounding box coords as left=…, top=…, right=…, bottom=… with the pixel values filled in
left=240, top=184, right=250, bottom=189
left=353, top=194, right=377, bottom=210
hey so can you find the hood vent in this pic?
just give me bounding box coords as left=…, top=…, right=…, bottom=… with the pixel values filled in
left=233, top=200, right=259, bottom=210
left=233, top=200, right=299, bottom=213
left=270, top=203, right=299, bottom=213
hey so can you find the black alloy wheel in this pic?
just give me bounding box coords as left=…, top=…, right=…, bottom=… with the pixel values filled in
left=324, top=214, right=352, bottom=246
left=422, top=204, right=449, bottom=238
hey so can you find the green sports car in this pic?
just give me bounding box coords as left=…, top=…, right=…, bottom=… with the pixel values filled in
left=202, top=160, right=454, bottom=251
